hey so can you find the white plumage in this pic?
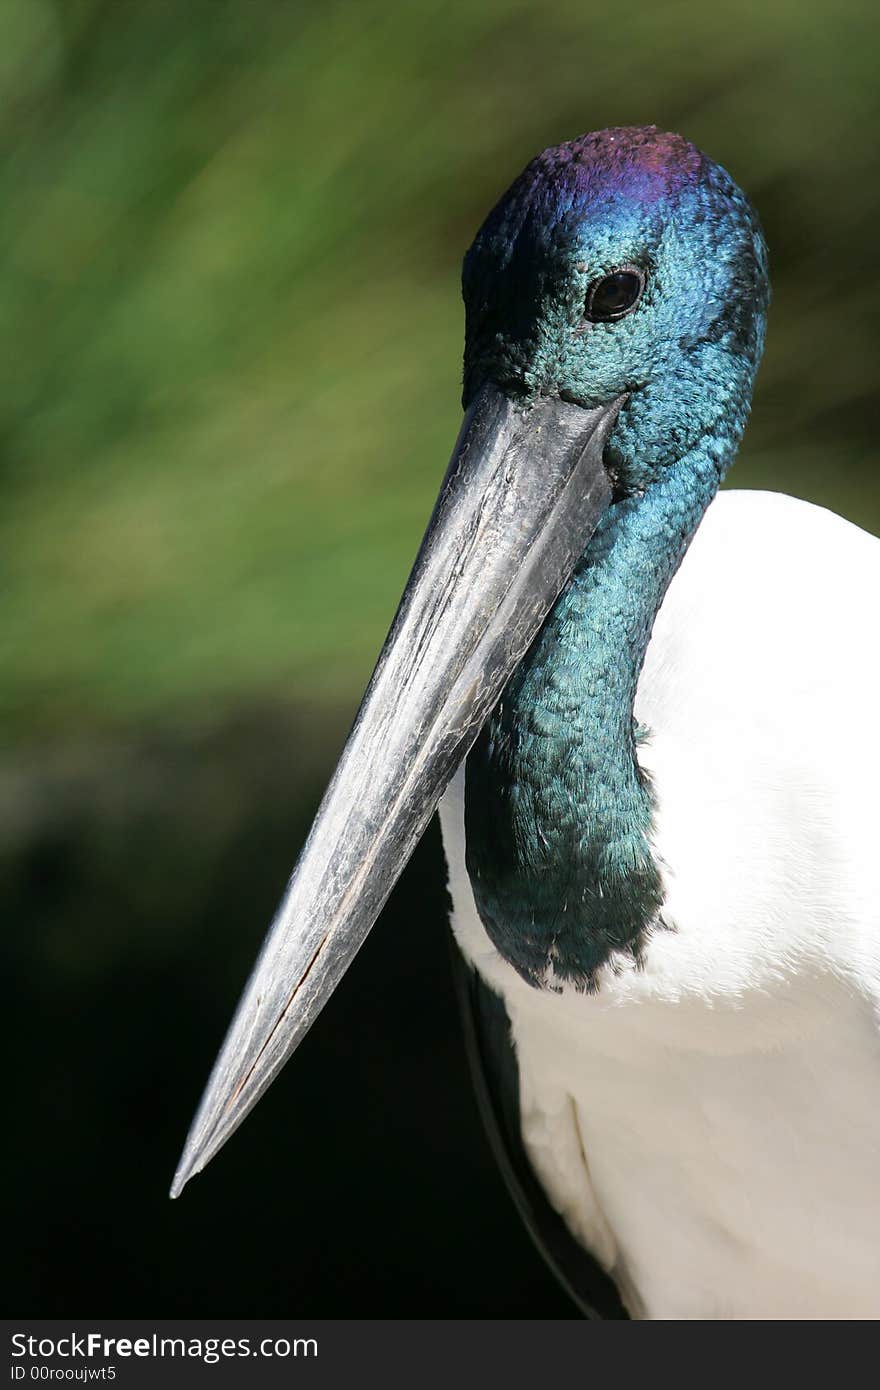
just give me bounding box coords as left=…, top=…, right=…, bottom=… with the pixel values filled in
left=440, top=490, right=880, bottom=1319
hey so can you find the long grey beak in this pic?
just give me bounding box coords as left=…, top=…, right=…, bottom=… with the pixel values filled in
left=171, top=382, right=622, bottom=1196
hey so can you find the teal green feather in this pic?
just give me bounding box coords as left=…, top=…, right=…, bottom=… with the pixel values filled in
left=462, top=128, right=769, bottom=988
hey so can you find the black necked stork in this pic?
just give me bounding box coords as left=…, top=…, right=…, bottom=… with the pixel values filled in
left=172, top=127, right=880, bottom=1319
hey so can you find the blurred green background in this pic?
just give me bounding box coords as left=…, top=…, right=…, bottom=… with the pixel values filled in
left=3, top=0, right=878, bottom=1316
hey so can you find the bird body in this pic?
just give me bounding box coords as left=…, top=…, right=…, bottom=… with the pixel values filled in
left=441, top=488, right=880, bottom=1318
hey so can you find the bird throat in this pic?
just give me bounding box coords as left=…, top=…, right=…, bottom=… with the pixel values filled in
left=464, top=452, right=721, bottom=990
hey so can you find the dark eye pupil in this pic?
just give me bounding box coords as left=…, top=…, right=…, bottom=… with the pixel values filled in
left=587, top=270, right=643, bottom=321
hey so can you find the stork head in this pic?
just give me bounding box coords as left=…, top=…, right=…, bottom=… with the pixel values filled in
left=172, top=129, right=769, bottom=1195
left=464, top=126, right=769, bottom=492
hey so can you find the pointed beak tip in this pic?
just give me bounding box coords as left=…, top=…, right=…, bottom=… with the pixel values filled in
left=169, top=1138, right=207, bottom=1200
left=168, top=1052, right=264, bottom=1201
left=169, top=1160, right=192, bottom=1200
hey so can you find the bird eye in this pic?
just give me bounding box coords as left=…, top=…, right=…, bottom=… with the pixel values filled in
left=585, top=267, right=645, bottom=323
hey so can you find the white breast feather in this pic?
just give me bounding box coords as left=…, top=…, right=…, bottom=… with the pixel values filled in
left=439, top=490, right=880, bottom=1319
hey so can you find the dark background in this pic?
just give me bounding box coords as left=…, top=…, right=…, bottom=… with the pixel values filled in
left=3, top=0, right=878, bottom=1315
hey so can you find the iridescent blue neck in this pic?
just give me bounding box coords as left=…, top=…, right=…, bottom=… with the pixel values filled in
left=464, top=438, right=727, bottom=989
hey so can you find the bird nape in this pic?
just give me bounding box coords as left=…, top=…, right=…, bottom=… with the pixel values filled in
left=173, top=126, right=880, bottom=1320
